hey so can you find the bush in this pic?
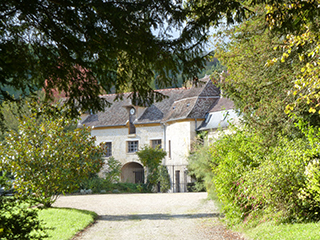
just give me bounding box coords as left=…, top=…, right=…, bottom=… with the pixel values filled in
left=239, top=136, right=308, bottom=224
left=209, top=127, right=264, bottom=224
left=79, top=175, right=110, bottom=193
left=112, top=183, right=149, bottom=193
left=158, top=165, right=171, bottom=193
left=188, top=143, right=214, bottom=195
left=0, top=104, right=104, bottom=207
left=137, top=145, right=166, bottom=190
left=0, top=175, right=46, bottom=239
left=79, top=176, right=151, bottom=194
left=206, top=123, right=320, bottom=225
left=104, top=157, right=121, bottom=184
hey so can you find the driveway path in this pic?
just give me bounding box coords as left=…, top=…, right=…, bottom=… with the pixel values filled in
left=53, top=192, right=245, bottom=240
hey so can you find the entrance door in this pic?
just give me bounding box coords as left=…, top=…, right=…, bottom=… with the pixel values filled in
left=134, top=170, right=144, bottom=184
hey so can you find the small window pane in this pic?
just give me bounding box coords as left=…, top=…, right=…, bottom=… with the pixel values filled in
left=151, top=139, right=162, bottom=149
left=102, top=142, right=112, bottom=157
left=127, top=141, right=138, bottom=153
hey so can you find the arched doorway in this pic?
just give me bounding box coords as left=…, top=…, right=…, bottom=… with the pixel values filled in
left=121, top=162, right=144, bottom=184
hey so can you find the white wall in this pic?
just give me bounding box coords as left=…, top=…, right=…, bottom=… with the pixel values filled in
left=92, top=125, right=164, bottom=166
left=164, top=120, right=200, bottom=192
left=91, top=121, right=198, bottom=192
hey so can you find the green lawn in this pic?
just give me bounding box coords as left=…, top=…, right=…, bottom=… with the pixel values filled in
left=38, top=208, right=97, bottom=240
left=237, top=221, right=320, bottom=240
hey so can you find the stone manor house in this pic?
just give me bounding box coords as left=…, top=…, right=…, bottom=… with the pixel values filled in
left=80, top=76, right=236, bottom=192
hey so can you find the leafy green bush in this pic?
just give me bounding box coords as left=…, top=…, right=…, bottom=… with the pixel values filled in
left=112, top=183, right=149, bottom=193
left=79, top=176, right=110, bottom=193
left=158, top=165, right=171, bottom=193
left=0, top=175, right=46, bottom=240
left=137, top=145, right=166, bottom=190
left=0, top=104, right=104, bottom=207
left=104, top=157, right=121, bottom=184
left=209, top=127, right=264, bottom=224
left=207, top=123, right=320, bottom=225
left=79, top=177, right=150, bottom=194
left=188, top=143, right=214, bottom=195
left=239, top=136, right=308, bottom=224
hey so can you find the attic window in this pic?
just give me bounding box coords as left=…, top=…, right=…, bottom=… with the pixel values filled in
left=205, top=113, right=211, bottom=123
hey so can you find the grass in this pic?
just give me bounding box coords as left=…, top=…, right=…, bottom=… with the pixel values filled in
left=234, top=221, right=320, bottom=240
left=38, top=208, right=97, bottom=240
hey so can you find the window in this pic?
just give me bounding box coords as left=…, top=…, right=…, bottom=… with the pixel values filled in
left=102, top=142, right=112, bottom=157
left=127, top=141, right=138, bottom=153
left=151, top=139, right=162, bottom=149
left=168, top=140, right=171, bottom=158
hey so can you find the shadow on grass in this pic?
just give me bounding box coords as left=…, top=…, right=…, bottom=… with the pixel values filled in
left=99, top=213, right=223, bottom=221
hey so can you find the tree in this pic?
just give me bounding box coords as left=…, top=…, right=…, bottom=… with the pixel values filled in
left=136, top=145, right=166, bottom=191
left=1, top=0, right=216, bottom=115
left=0, top=103, right=104, bottom=207
left=213, top=6, right=320, bottom=143
left=191, top=0, right=320, bottom=114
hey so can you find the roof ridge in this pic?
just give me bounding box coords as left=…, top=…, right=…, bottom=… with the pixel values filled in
left=99, top=86, right=190, bottom=98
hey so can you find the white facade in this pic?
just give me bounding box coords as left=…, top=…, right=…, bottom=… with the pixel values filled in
left=81, top=76, right=224, bottom=192
left=90, top=119, right=203, bottom=192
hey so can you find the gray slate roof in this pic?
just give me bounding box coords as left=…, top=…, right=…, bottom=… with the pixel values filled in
left=81, top=76, right=221, bottom=128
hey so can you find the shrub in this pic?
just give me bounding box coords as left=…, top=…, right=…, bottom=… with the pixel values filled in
left=0, top=175, right=46, bottom=239
left=137, top=145, right=166, bottom=190
left=158, top=165, right=171, bottom=193
left=79, top=175, right=110, bottom=193
left=188, top=143, right=214, bottom=195
left=240, top=136, right=308, bottom=224
left=112, top=183, right=149, bottom=193
left=209, top=127, right=264, bottom=225
left=208, top=123, right=320, bottom=225
left=104, top=157, right=122, bottom=184
left=0, top=103, right=104, bottom=207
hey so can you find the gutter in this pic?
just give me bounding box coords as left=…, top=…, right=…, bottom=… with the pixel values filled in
left=91, top=124, right=126, bottom=129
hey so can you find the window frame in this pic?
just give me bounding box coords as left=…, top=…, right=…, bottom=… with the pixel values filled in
left=102, top=142, right=112, bottom=157
left=150, top=139, right=162, bottom=149
left=127, top=140, right=139, bottom=153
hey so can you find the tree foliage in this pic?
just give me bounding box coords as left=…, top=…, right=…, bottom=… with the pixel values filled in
left=0, top=103, right=104, bottom=207
left=187, top=0, right=320, bottom=226
left=214, top=6, right=320, bottom=142
left=137, top=145, right=166, bottom=190
left=0, top=0, right=216, bottom=115
left=193, top=0, right=320, bottom=114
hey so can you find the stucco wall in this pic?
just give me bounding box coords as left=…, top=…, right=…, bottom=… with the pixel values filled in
left=164, top=120, right=201, bottom=192
left=92, top=125, right=164, bottom=167
left=91, top=121, right=198, bottom=192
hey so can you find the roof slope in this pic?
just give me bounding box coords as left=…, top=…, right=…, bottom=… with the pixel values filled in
left=81, top=76, right=221, bottom=127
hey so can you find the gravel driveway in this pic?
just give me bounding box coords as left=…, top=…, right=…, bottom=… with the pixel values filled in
left=53, top=192, right=246, bottom=240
